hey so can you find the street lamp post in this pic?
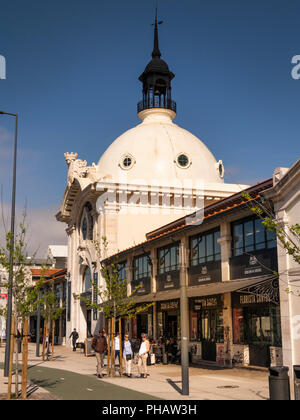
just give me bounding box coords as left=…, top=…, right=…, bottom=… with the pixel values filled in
left=0, top=111, right=18, bottom=377
left=36, top=293, right=41, bottom=357
left=179, top=240, right=189, bottom=396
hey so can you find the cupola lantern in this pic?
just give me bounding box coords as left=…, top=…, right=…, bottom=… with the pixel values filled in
left=137, top=9, right=176, bottom=115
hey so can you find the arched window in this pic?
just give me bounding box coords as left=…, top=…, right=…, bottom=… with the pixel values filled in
left=82, top=217, right=88, bottom=240
left=83, top=266, right=92, bottom=292
left=80, top=202, right=94, bottom=240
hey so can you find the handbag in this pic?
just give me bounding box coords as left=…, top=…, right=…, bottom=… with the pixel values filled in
left=126, top=354, right=132, bottom=361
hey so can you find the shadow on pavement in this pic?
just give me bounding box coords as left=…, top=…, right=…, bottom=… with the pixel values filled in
left=166, top=378, right=183, bottom=395
left=29, top=378, right=61, bottom=390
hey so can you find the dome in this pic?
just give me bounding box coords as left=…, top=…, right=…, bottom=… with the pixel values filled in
left=97, top=108, right=224, bottom=187
left=144, top=57, right=170, bottom=74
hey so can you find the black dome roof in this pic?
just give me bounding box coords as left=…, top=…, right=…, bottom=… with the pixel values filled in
left=144, top=57, right=170, bottom=74
left=139, top=57, right=175, bottom=82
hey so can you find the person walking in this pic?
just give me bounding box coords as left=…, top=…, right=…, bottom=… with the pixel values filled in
left=69, top=328, right=79, bottom=351
left=137, top=333, right=150, bottom=378
left=114, top=332, right=120, bottom=372
left=92, top=329, right=107, bottom=379
left=1, top=327, right=6, bottom=344
left=123, top=334, right=133, bottom=377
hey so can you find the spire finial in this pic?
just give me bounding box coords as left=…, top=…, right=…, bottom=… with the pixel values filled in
left=152, top=6, right=163, bottom=58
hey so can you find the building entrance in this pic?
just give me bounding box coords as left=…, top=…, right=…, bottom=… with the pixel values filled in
left=164, top=314, right=178, bottom=340
left=232, top=286, right=282, bottom=368
left=157, top=300, right=180, bottom=341
left=189, top=295, right=224, bottom=363
left=200, top=309, right=222, bottom=361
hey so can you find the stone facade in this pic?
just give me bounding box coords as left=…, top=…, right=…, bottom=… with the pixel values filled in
left=56, top=108, right=245, bottom=345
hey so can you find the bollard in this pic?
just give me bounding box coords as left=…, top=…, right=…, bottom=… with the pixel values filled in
left=269, top=366, right=290, bottom=400
left=294, top=366, right=300, bottom=401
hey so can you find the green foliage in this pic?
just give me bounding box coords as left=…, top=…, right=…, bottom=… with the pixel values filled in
left=241, top=191, right=300, bottom=266
left=80, top=236, right=153, bottom=321
left=0, top=221, right=37, bottom=321
left=31, top=275, right=63, bottom=323
left=0, top=219, right=63, bottom=324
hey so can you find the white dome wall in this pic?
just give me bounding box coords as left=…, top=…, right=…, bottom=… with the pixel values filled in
left=97, top=109, right=223, bottom=187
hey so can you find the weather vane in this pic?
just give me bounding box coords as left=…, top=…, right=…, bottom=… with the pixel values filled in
left=151, top=5, right=163, bottom=27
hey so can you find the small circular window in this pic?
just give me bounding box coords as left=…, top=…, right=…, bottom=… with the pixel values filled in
left=176, top=153, right=190, bottom=169
left=120, top=154, right=135, bottom=170
left=123, top=156, right=132, bottom=167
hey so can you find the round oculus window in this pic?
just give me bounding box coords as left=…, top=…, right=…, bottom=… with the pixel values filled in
left=176, top=153, right=190, bottom=169
left=120, top=154, right=135, bottom=170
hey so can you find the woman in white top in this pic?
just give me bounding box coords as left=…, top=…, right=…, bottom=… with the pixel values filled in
left=114, top=333, right=120, bottom=371
left=137, top=333, right=150, bottom=378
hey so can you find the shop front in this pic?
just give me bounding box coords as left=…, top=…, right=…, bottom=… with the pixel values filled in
left=131, top=306, right=153, bottom=339
left=189, top=295, right=224, bottom=362
left=156, top=300, right=180, bottom=340
left=232, top=278, right=282, bottom=368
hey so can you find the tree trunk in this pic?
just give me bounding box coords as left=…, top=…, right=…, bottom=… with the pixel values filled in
left=21, top=318, right=28, bottom=399
left=42, top=322, right=47, bottom=361
left=7, top=315, right=15, bottom=400
left=46, top=319, right=51, bottom=360
left=111, top=318, right=116, bottom=376
left=14, top=319, right=19, bottom=398
left=51, top=319, right=55, bottom=360
left=107, top=318, right=111, bottom=377
left=119, top=318, right=123, bottom=377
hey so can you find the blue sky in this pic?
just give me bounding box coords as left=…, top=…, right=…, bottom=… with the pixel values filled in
left=0, top=0, right=299, bottom=255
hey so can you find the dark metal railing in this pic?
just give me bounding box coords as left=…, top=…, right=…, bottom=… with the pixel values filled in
left=137, top=98, right=177, bottom=114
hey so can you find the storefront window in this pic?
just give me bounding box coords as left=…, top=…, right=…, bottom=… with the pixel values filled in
left=190, top=229, right=221, bottom=266
left=189, top=297, right=224, bottom=343
left=137, top=313, right=148, bottom=336
left=233, top=304, right=281, bottom=346
left=158, top=243, right=179, bottom=274
left=233, top=308, right=244, bottom=344
left=200, top=309, right=224, bottom=343
left=117, top=261, right=127, bottom=281
left=133, top=254, right=151, bottom=280
left=232, top=216, right=276, bottom=256
left=157, top=301, right=180, bottom=340
left=244, top=220, right=254, bottom=252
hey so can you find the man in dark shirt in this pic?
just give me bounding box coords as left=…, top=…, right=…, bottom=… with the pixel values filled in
left=69, top=328, right=79, bottom=351
left=92, top=329, right=107, bottom=378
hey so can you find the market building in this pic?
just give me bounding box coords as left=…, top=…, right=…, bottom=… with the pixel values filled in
left=56, top=12, right=247, bottom=344
left=102, top=178, right=283, bottom=368
left=29, top=267, right=68, bottom=345
left=28, top=245, right=68, bottom=345
left=263, top=159, right=300, bottom=378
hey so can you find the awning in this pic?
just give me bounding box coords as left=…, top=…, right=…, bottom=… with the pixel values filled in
left=187, top=275, right=275, bottom=298
left=134, top=275, right=276, bottom=303
left=135, top=289, right=180, bottom=304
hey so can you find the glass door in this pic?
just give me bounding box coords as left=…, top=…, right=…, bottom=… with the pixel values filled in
left=200, top=310, right=217, bottom=361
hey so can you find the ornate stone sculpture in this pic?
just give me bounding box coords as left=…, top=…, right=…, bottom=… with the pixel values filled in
left=64, top=152, right=88, bottom=187
left=77, top=246, right=88, bottom=266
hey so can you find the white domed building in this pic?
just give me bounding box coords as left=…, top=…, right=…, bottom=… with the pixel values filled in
left=56, top=14, right=248, bottom=340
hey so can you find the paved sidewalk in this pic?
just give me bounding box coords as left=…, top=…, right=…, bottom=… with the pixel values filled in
left=1, top=343, right=270, bottom=400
